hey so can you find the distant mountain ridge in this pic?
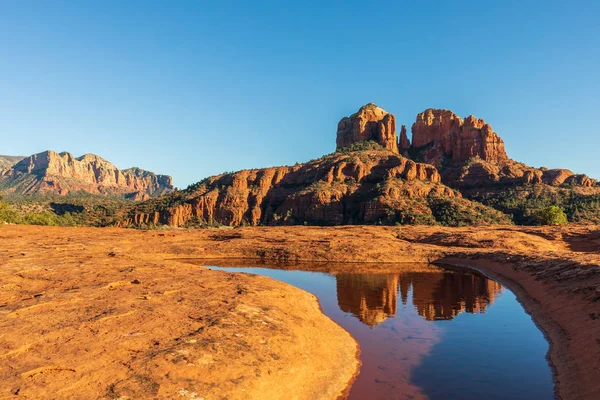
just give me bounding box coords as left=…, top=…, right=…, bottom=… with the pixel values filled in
left=0, top=155, right=26, bottom=170
left=0, top=150, right=173, bottom=200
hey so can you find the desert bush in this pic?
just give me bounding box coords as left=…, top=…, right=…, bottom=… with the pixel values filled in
left=21, top=212, right=58, bottom=226
left=0, top=196, right=21, bottom=224
left=427, top=197, right=511, bottom=227
left=336, top=140, right=387, bottom=154
left=429, top=199, right=463, bottom=226
left=0, top=195, right=80, bottom=226
left=536, top=206, right=568, bottom=226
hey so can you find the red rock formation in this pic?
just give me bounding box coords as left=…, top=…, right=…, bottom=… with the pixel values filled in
left=0, top=150, right=173, bottom=199
left=541, top=169, right=576, bottom=186
left=336, top=104, right=399, bottom=153
left=411, top=109, right=508, bottom=165
left=118, top=149, right=511, bottom=228
left=398, top=125, right=410, bottom=152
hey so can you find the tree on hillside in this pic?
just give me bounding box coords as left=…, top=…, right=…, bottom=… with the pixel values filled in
left=537, top=205, right=568, bottom=226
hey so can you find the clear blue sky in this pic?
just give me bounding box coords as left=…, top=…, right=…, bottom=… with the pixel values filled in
left=1, top=1, right=599, bottom=187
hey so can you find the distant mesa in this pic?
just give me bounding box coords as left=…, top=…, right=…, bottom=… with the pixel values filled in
left=0, top=150, right=173, bottom=200
left=2, top=101, right=586, bottom=227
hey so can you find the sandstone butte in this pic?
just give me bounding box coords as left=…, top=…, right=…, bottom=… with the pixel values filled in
left=0, top=150, right=174, bottom=200
left=0, top=224, right=599, bottom=399
left=336, top=103, right=399, bottom=153
left=335, top=104, right=595, bottom=189
left=120, top=103, right=598, bottom=228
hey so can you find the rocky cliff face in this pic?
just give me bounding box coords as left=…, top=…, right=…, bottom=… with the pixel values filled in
left=336, top=103, right=399, bottom=153
left=405, top=108, right=597, bottom=191
left=0, top=150, right=174, bottom=199
left=398, top=125, right=410, bottom=152
left=411, top=108, right=508, bottom=165
left=120, top=149, right=509, bottom=227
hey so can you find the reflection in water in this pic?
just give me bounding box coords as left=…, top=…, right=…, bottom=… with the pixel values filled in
left=337, top=274, right=399, bottom=326
left=191, top=261, right=554, bottom=400
left=337, top=271, right=504, bottom=326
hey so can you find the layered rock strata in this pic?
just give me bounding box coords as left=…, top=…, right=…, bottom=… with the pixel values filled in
left=0, top=150, right=173, bottom=199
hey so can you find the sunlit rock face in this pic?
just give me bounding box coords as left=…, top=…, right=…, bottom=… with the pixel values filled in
left=411, top=108, right=509, bottom=165
left=336, top=103, right=399, bottom=153
left=0, top=150, right=173, bottom=199
left=336, top=270, right=504, bottom=326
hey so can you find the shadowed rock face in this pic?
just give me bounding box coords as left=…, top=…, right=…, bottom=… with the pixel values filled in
left=335, top=271, right=504, bottom=326
left=398, top=125, right=410, bottom=152
left=0, top=150, right=173, bottom=199
left=336, top=103, right=399, bottom=153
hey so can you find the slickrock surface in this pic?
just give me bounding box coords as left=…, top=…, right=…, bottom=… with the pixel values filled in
left=0, top=225, right=599, bottom=399
left=0, top=226, right=359, bottom=400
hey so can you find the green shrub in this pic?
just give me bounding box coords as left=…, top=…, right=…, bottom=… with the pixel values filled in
left=472, top=187, right=600, bottom=225
left=0, top=195, right=80, bottom=226
left=21, top=212, right=58, bottom=226
left=429, top=199, right=463, bottom=226
left=536, top=206, right=568, bottom=226
left=336, top=140, right=387, bottom=154
left=0, top=196, right=21, bottom=224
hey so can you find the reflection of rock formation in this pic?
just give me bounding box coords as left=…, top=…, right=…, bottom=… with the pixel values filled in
left=336, top=270, right=504, bottom=326
left=336, top=274, right=399, bottom=326
left=405, top=272, right=503, bottom=321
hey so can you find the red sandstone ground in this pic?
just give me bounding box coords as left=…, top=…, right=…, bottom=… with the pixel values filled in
left=1, top=224, right=599, bottom=399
